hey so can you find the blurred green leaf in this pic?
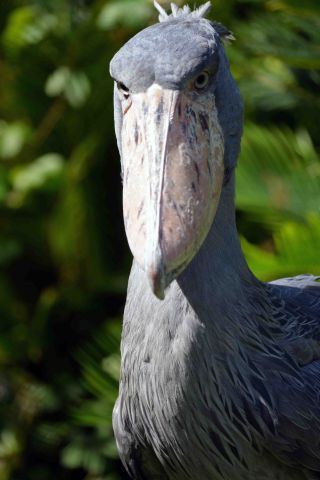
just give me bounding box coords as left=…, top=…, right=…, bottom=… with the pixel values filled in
left=97, top=0, right=153, bottom=29
left=2, top=4, right=69, bottom=53
left=0, top=121, right=31, bottom=159
left=237, top=124, right=320, bottom=217
left=242, top=215, right=320, bottom=280
left=236, top=11, right=320, bottom=68
left=10, top=153, right=65, bottom=193
left=61, top=442, right=84, bottom=469
left=45, top=66, right=71, bottom=97
left=33, top=422, right=68, bottom=450
left=0, top=430, right=20, bottom=457
left=65, top=71, right=91, bottom=108
left=0, top=238, right=21, bottom=266
left=237, top=57, right=297, bottom=111
left=101, top=353, right=120, bottom=382
left=3, top=6, right=56, bottom=51
left=45, top=68, right=91, bottom=108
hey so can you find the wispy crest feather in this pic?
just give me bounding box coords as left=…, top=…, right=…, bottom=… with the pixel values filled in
left=153, top=2, right=234, bottom=42
left=154, top=1, right=211, bottom=22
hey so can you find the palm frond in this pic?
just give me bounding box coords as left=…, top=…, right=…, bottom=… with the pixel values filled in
left=237, top=124, right=320, bottom=219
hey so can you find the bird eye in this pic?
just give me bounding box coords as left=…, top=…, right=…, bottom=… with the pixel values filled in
left=117, top=82, right=130, bottom=99
left=194, top=71, right=210, bottom=91
left=116, top=81, right=132, bottom=114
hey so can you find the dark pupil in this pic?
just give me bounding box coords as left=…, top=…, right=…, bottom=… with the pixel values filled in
left=197, top=74, right=206, bottom=86
left=118, top=82, right=129, bottom=92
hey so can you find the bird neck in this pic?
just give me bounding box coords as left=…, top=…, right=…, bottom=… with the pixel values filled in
left=124, top=174, right=269, bottom=357
left=177, top=174, right=260, bottom=314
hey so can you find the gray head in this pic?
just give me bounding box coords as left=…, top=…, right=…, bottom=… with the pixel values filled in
left=110, top=2, right=243, bottom=299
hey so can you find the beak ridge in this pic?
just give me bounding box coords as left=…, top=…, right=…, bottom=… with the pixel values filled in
left=145, top=87, right=179, bottom=299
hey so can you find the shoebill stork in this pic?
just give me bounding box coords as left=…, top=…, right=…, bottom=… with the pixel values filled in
left=110, top=3, right=320, bottom=479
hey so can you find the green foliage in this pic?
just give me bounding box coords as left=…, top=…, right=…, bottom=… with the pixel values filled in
left=236, top=122, right=320, bottom=280
left=11, top=153, right=65, bottom=194
left=0, top=121, right=31, bottom=159
left=45, top=67, right=91, bottom=108
left=237, top=125, right=320, bottom=217
left=97, top=0, right=153, bottom=30
left=0, top=0, right=319, bottom=479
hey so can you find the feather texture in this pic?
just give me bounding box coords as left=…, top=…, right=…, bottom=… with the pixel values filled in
left=110, top=7, right=320, bottom=480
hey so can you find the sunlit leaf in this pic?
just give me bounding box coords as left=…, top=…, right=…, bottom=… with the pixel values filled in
left=45, top=66, right=71, bottom=97
left=2, top=5, right=63, bottom=52
left=97, top=0, right=153, bottom=30
left=61, top=443, right=84, bottom=469
left=101, top=353, right=120, bottom=381
left=45, top=68, right=91, bottom=108
left=0, top=121, right=31, bottom=159
left=0, top=430, right=20, bottom=457
left=65, top=72, right=91, bottom=108
left=10, top=153, right=65, bottom=193
left=242, top=215, right=320, bottom=280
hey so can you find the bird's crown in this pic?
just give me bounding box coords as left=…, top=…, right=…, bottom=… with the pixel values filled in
left=154, top=2, right=234, bottom=42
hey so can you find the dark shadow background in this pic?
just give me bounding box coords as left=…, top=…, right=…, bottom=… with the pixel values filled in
left=0, top=0, right=319, bottom=479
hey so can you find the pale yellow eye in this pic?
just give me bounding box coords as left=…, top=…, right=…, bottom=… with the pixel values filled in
left=194, top=71, right=210, bottom=90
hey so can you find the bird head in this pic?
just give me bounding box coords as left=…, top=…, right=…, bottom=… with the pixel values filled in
left=110, top=2, right=243, bottom=299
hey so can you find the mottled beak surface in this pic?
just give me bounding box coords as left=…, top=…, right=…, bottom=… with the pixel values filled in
left=122, top=84, right=224, bottom=299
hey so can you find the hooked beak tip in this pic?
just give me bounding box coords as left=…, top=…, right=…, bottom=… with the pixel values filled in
left=147, top=264, right=166, bottom=300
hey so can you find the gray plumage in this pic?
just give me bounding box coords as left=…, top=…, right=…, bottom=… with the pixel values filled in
left=110, top=4, right=320, bottom=479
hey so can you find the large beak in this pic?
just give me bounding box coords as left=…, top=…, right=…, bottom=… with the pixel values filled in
left=121, top=84, right=224, bottom=299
